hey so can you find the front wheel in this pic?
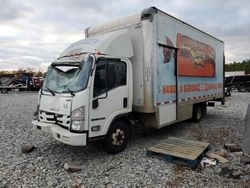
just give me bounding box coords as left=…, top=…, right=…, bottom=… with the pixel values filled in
left=103, top=121, right=129, bottom=154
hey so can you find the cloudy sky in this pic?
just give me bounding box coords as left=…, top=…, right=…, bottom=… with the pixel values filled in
left=0, top=0, right=249, bottom=71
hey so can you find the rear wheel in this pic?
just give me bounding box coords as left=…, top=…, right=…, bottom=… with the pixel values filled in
left=192, top=104, right=205, bottom=122
left=225, top=87, right=231, bottom=97
left=103, top=121, right=129, bottom=154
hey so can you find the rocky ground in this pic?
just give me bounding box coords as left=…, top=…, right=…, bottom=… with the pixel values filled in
left=0, top=91, right=250, bottom=187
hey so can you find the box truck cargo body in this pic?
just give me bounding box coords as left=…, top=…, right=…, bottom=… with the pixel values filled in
left=32, top=7, right=224, bottom=153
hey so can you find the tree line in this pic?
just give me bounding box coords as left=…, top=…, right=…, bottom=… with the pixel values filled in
left=225, top=59, right=250, bottom=74
left=0, top=68, right=45, bottom=77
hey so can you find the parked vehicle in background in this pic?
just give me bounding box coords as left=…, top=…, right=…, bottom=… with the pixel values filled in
left=32, top=77, right=44, bottom=91
left=32, top=7, right=225, bottom=153
left=225, top=75, right=250, bottom=92
left=0, top=73, right=44, bottom=93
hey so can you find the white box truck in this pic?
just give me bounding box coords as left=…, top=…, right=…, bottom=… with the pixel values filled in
left=32, top=7, right=224, bottom=153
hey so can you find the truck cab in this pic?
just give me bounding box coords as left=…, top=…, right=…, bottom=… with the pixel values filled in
left=32, top=29, right=133, bottom=154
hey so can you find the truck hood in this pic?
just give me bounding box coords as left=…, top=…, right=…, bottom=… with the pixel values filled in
left=39, top=94, right=72, bottom=116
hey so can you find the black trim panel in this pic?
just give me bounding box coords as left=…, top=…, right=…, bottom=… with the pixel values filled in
left=91, top=117, right=105, bottom=121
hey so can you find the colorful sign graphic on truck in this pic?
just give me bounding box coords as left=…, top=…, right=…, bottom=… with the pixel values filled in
left=177, top=33, right=216, bottom=77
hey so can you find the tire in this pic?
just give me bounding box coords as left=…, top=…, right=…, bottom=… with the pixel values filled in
left=192, top=105, right=204, bottom=122
left=225, top=91, right=231, bottom=97
left=0, top=88, right=9, bottom=94
left=225, top=87, right=231, bottom=97
left=103, top=121, right=129, bottom=154
left=238, top=85, right=246, bottom=92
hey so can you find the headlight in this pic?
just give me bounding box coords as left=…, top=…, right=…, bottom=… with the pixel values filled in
left=71, top=106, right=85, bottom=120
left=71, top=120, right=85, bottom=132
left=71, top=106, right=85, bottom=132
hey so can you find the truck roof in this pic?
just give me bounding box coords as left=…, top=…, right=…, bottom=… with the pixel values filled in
left=145, top=7, right=223, bottom=43
left=86, top=7, right=224, bottom=43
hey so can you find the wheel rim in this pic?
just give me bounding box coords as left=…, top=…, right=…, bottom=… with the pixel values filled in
left=112, top=128, right=125, bottom=146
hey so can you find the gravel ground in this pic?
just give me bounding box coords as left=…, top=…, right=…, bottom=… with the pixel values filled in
left=0, top=91, right=250, bottom=187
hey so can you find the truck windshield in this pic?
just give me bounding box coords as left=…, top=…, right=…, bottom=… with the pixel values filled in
left=43, top=56, right=93, bottom=94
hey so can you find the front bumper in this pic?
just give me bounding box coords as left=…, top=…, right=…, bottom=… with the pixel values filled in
left=32, top=120, right=87, bottom=146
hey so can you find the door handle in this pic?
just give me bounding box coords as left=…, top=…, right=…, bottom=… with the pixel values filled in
left=123, top=98, right=128, bottom=108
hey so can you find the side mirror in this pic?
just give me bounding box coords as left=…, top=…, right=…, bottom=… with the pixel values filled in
left=92, top=57, right=108, bottom=110
left=92, top=99, right=99, bottom=109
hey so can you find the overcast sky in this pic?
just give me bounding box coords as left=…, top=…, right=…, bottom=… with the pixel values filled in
left=0, top=0, right=249, bottom=71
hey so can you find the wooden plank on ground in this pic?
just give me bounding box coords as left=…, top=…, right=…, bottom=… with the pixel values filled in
left=147, top=137, right=210, bottom=167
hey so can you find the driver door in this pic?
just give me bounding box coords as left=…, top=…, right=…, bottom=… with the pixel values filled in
left=89, top=58, right=129, bottom=138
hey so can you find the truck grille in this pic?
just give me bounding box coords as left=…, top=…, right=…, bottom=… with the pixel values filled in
left=39, top=111, right=70, bottom=129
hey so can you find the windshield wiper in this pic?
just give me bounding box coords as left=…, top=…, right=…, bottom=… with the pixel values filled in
left=65, top=86, right=75, bottom=96
left=43, top=86, right=55, bottom=96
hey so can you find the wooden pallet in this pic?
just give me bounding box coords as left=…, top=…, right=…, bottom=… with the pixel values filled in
left=147, top=137, right=210, bottom=167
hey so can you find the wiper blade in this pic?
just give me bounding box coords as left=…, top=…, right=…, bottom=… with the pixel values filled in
left=65, top=86, right=75, bottom=96
left=43, top=86, right=55, bottom=96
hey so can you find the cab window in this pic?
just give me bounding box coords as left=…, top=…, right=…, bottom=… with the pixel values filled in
left=93, top=59, right=126, bottom=98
